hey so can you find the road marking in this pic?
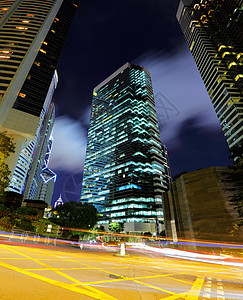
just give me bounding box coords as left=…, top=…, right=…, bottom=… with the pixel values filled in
left=78, top=273, right=175, bottom=285
left=0, top=259, right=117, bottom=299
left=133, top=279, right=175, bottom=295
left=217, top=290, right=224, bottom=295
left=25, top=266, right=130, bottom=271
left=167, top=276, right=192, bottom=285
left=202, top=277, right=212, bottom=299
left=186, top=277, right=204, bottom=300
left=0, top=257, right=29, bottom=259
left=0, top=245, right=118, bottom=299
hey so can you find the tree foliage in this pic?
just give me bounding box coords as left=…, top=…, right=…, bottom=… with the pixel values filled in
left=0, top=132, right=15, bottom=201
left=15, top=206, right=37, bottom=216
left=52, top=201, right=98, bottom=229
left=108, top=222, right=122, bottom=233
left=3, top=191, right=22, bottom=210
left=226, top=141, right=243, bottom=226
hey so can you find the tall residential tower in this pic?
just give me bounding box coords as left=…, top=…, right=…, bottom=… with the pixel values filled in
left=177, top=0, right=243, bottom=148
left=81, top=63, right=171, bottom=233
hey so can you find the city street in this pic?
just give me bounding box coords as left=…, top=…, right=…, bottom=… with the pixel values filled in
left=0, top=242, right=242, bottom=300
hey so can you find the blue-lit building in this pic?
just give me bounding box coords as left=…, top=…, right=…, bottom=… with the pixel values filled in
left=81, top=63, right=171, bottom=233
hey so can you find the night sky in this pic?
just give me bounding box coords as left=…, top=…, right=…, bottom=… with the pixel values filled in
left=48, top=0, right=230, bottom=205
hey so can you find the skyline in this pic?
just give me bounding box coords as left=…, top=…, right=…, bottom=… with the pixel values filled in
left=48, top=0, right=230, bottom=204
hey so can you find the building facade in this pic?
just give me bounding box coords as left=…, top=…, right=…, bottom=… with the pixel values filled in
left=0, top=0, right=79, bottom=189
left=163, top=167, right=243, bottom=242
left=35, top=134, right=57, bottom=206
left=7, top=72, right=57, bottom=194
left=81, top=63, right=171, bottom=232
left=177, top=0, right=243, bottom=148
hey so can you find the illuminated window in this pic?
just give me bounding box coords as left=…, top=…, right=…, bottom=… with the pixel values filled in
left=34, top=61, right=40, bottom=67
left=39, top=49, right=46, bottom=54
left=43, top=41, right=48, bottom=45
left=0, top=55, right=10, bottom=59
left=190, top=41, right=195, bottom=51
left=16, top=26, right=28, bottom=30
left=222, top=52, right=231, bottom=58
left=19, top=93, right=26, bottom=98
left=218, top=45, right=226, bottom=52
left=22, top=20, right=30, bottom=23
left=51, top=30, right=55, bottom=33
left=235, top=74, right=243, bottom=81
left=228, top=62, right=237, bottom=69
left=236, top=53, right=243, bottom=60
left=26, top=14, right=34, bottom=17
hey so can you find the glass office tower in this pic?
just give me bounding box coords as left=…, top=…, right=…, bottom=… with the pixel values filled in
left=81, top=63, right=171, bottom=232
left=177, top=0, right=243, bottom=148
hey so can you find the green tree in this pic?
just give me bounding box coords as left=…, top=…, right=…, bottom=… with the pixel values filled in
left=53, top=201, right=98, bottom=230
left=225, top=141, right=243, bottom=226
left=32, top=218, right=59, bottom=236
left=108, top=222, right=122, bottom=233
left=0, top=132, right=15, bottom=202
left=15, top=206, right=38, bottom=216
left=3, top=191, right=22, bottom=210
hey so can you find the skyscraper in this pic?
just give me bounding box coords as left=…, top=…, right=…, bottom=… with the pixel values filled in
left=7, top=72, right=57, bottom=195
left=35, top=135, right=57, bottom=206
left=0, top=0, right=79, bottom=186
left=177, top=0, right=243, bottom=148
left=81, top=63, right=171, bottom=233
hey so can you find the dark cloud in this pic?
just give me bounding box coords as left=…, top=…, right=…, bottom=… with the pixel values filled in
left=54, top=0, right=183, bottom=120
left=167, top=116, right=231, bottom=177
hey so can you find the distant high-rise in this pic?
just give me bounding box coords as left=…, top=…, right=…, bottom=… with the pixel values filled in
left=177, top=0, right=243, bottom=148
left=35, top=135, right=57, bottom=206
left=81, top=63, right=171, bottom=233
left=0, top=0, right=79, bottom=185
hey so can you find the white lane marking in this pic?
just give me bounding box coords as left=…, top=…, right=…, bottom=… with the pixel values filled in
left=203, top=292, right=211, bottom=298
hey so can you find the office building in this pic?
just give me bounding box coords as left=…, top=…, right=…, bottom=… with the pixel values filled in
left=23, top=102, right=55, bottom=200
left=7, top=72, right=57, bottom=194
left=0, top=0, right=79, bottom=185
left=35, top=134, right=57, bottom=205
left=177, top=0, right=243, bottom=148
left=81, top=63, right=171, bottom=233
left=163, top=167, right=243, bottom=242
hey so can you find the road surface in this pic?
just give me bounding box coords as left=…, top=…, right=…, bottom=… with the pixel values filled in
left=0, top=242, right=242, bottom=299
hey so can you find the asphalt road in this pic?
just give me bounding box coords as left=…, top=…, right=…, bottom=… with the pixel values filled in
left=0, top=242, right=242, bottom=300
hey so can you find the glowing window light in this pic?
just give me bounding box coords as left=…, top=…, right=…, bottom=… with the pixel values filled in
left=0, top=55, right=10, bottom=59
left=39, top=49, right=46, bottom=54
left=235, top=74, right=243, bottom=81
left=222, top=52, right=231, bottom=58
left=228, top=62, right=237, bottom=69
left=19, top=93, right=26, bottom=98
left=236, top=53, right=243, bottom=60
left=22, top=20, right=30, bottom=23
left=118, top=184, right=141, bottom=191
left=218, top=45, right=226, bottom=52
left=16, top=26, right=28, bottom=30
